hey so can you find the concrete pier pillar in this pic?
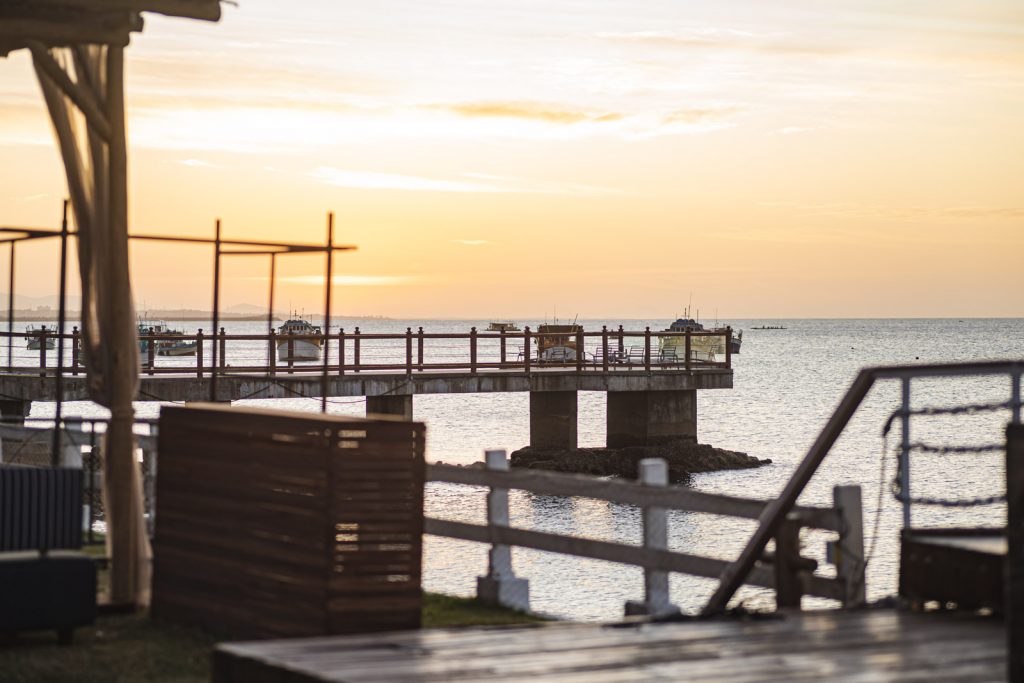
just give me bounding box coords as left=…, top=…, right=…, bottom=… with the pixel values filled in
left=529, top=391, right=577, bottom=449
left=607, top=390, right=696, bottom=448
left=366, top=395, right=413, bottom=421
left=0, top=399, right=29, bottom=424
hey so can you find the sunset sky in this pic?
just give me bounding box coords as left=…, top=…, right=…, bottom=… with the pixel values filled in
left=0, top=0, right=1022, bottom=318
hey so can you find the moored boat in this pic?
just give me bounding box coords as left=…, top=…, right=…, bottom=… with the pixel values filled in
left=487, top=321, right=521, bottom=332
left=137, top=319, right=198, bottom=356
left=536, top=323, right=581, bottom=362
left=277, top=317, right=322, bottom=362
left=658, top=309, right=742, bottom=360
left=25, top=325, right=56, bottom=350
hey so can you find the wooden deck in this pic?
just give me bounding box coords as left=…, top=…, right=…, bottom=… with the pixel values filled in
left=212, top=608, right=1006, bottom=682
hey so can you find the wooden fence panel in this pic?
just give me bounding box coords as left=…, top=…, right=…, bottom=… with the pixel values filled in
left=151, top=404, right=425, bottom=639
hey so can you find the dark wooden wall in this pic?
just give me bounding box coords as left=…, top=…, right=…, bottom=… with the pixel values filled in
left=151, top=404, right=425, bottom=638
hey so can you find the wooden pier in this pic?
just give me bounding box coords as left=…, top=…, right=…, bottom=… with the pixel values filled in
left=213, top=609, right=1005, bottom=682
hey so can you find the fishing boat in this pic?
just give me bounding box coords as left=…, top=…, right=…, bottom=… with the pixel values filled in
left=752, top=325, right=787, bottom=330
left=25, top=325, right=56, bottom=350
left=137, top=319, right=198, bottom=356
left=535, top=322, right=581, bottom=362
left=277, top=316, right=322, bottom=362
left=486, top=321, right=521, bottom=333
left=658, top=308, right=742, bottom=360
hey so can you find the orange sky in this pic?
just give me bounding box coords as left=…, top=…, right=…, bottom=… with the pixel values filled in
left=0, top=1, right=1022, bottom=318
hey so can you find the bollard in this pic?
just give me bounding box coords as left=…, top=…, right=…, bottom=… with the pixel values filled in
left=476, top=449, right=530, bottom=611
left=625, top=458, right=679, bottom=617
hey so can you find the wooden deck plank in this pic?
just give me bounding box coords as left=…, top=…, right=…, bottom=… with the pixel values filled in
left=213, top=609, right=1005, bottom=682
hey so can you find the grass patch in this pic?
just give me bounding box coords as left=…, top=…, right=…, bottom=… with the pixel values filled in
left=0, top=592, right=547, bottom=682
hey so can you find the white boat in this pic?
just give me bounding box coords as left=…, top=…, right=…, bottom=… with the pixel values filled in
left=277, top=317, right=322, bottom=362
left=25, top=325, right=56, bottom=350
left=487, top=321, right=521, bottom=332
left=138, top=319, right=197, bottom=356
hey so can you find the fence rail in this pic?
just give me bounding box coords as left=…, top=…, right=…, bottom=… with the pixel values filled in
left=424, top=451, right=863, bottom=615
left=0, top=326, right=733, bottom=377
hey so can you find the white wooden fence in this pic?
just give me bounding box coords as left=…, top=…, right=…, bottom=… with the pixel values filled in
left=425, top=450, right=864, bottom=616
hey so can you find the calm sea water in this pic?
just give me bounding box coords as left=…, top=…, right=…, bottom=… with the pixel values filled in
left=21, top=317, right=1024, bottom=620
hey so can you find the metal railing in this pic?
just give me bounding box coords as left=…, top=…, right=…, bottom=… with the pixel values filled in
left=704, top=359, right=1024, bottom=615
left=0, top=325, right=734, bottom=377
left=425, top=449, right=864, bottom=615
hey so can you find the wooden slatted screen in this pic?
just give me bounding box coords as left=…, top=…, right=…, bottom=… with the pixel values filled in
left=151, top=404, right=425, bottom=638
left=0, top=466, right=83, bottom=552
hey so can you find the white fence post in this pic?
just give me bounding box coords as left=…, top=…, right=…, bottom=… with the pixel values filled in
left=476, top=449, right=530, bottom=611
left=832, top=485, right=866, bottom=608
left=625, top=458, right=679, bottom=617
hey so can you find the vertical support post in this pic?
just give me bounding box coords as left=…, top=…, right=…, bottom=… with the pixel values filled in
left=6, top=242, right=13, bottom=371
left=320, top=212, right=334, bottom=414
left=523, top=326, right=531, bottom=375
left=210, top=219, right=221, bottom=402
left=470, top=326, right=478, bottom=374
left=268, top=329, right=276, bottom=377
left=1007, top=423, right=1024, bottom=682
left=725, top=326, right=732, bottom=368
left=146, top=327, right=155, bottom=374
left=617, top=325, right=624, bottom=355
left=773, top=516, right=803, bottom=610
left=267, top=252, right=276, bottom=366
left=39, top=327, right=47, bottom=375
left=87, top=426, right=96, bottom=544
left=900, top=377, right=911, bottom=529
left=601, top=325, right=609, bottom=371
left=195, top=329, right=204, bottom=379
left=1012, top=371, right=1021, bottom=425
left=625, top=458, right=678, bottom=617
left=499, top=329, right=506, bottom=366
left=833, top=485, right=865, bottom=608
left=338, top=328, right=345, bottom=375
left=417, top=327, right=424, bottom=370
left=575, top=328, right=584, bottom=373
left=353, top=327, right=361, bottom=373
left=644, top=327, right=651, bottom=373
left=405, top=327, right=413, bottom=376
left=685, top=328, right=692, bottom=370
left=476, top=449, right=530, bottom=611
left=71, top=326, right=79, bottom=374
left=287, top=334, right=294, bottom=373
left=51, top=198, right=70, bottom=468
left=218, top=327, right=226, bottom=369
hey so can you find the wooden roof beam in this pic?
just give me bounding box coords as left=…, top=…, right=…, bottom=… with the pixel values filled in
left=18, top=0, right=221, bottom=22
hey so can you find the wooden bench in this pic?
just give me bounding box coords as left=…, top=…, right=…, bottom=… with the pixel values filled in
left=0, top=465, right=96, bottom=644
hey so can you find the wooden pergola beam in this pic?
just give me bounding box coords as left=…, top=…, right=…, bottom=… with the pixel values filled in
left=0, top=17, right=136, bottom=50
left=9, top=0, right=220, bottom=22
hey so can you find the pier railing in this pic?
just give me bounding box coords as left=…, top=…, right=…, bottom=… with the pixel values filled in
left=425, top=450, right=863, bottom=615
left=0, top=325, right=733, bottom=377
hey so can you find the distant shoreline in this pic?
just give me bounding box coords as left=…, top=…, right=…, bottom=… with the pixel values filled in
left=0, top=311, right=391, bottom=323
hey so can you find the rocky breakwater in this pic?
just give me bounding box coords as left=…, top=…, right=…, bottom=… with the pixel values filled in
left=509, top=441, right=770, bottom=485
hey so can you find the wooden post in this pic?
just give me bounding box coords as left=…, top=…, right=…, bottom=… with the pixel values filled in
left=725, top=326, right=732, bottom=368
left=146, top=327, right=155, bottom=374
left=39, top=328, right=47, bottom=374
left=405, top=327, right=413, bottom=376
left=353, top=327, right=361, bottom=373
left=287, top=333, right=294, bottom=373
left=470, top=327, right=478, bottom=374
left=618, top=325, right=624, bottom=354
left=499, top=329, right=506, bottom=367
left=338, top=328, right=345, bottom=376
left=575, top=329, right=584, bottom=373
left=601, top=325, right=609, bottom=371
left=523, top=326, right=531, bottom=375
left=833, top=485, right=865, bottom=608
left=625, top=458, right=678, bottom=616
left=218, top=326, right=226, bottom=369
left=195, top=329, right=203, bottom=379
left=774, top=516, right=803, bottom=609
left=417, top=327, right=424, bottom=370
left=644, top=327, right=651, bottom=373
left=268, top=329, right=276, bottom=377
left=1007, top=423, right=1024, bottom=682
left=71, top=326, right=79, bottom=374
left=476, top=449, right=530, bottom=611
left=685, top=328, right=692, bottom=370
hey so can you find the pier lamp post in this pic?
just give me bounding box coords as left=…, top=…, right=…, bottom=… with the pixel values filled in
left=1, top=0, right=222, bottom=608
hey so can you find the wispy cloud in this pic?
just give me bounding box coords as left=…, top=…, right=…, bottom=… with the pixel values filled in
left=432, top=101, right=623, bottom=125
left=593, top=30, right=846, bottom=57
left=311, top=167, right=630, bottom=196
left=777, top=126, right=814, bottom=135
left=178, top=158, right=218, bottom=168
left=761, top=201, right=1024, bottom=221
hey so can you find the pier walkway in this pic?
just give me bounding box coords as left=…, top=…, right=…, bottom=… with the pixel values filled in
left=213, top=608, right=1005, bottom=682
